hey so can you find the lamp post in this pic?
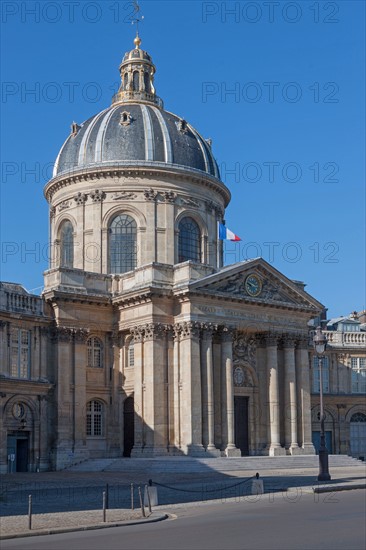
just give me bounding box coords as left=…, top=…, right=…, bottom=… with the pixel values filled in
left=313, top=326, right=331, bottom=481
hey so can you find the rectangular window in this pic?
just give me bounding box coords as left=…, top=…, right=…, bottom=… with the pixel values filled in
left=10, top=328, right=30, bottom=379
left=312, top=356, right=329, bottom=393
left=351, top=357, right=366, bottom=393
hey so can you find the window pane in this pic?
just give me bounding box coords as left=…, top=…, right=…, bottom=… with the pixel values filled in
left=313, top=356, right=329, bottom=393
left=87, top=337, right=103, bottom=368
left=109, top=215, right=137, bottom=274
left=178, top=217, right=201, bottom=263
left=60, top=221, right=74, bottom=268
left=86, top=400, right=104, bottom=437
left=10, top=328, right=30, bottom=379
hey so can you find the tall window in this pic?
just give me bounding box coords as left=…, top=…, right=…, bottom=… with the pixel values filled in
left=87, top=337, right=103, bottom=368
left=60, top=220, right=74, bottom=268
left=351, top=358, right=366, bottom=393
left=10, top=328, right=31, bottom=379
left=109, top=214, right=137, bottom=274
left=86, top=400, right=104, bottom=436
left=178, top=217, right=201, bottom=263
left=127, top=338, right=134, bottom=368
left=312, top=356, right=330, bottom=393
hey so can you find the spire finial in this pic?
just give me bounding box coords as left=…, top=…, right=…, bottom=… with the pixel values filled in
left=132, top=1, right=144, bottom=49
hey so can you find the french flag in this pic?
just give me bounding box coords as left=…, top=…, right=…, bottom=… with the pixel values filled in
left=218, top=222, right=241, bottom=242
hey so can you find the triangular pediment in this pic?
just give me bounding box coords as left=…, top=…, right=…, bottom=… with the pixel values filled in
left=186, top=258, right=324, bottom=312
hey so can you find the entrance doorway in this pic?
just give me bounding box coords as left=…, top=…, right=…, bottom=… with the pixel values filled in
left=312, top=431, right=333, bottom=454
left=234, top=396, right=249, bottom=456
left=123, top=396, right=134, bottom=457
left=350, top=412, right=366, bottom=459
left=7, top=434, right=29, bottom=472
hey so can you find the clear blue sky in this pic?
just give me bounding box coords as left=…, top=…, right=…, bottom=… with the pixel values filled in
left=1, top=0, right=365, bottom=319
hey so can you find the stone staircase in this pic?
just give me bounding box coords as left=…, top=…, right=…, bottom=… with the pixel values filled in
left=67, top=455, right=365, bottom=473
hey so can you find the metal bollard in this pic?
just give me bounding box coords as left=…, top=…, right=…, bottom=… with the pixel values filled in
left=131, top=483, right=134, bottom=511
left=103, top=491, right=106, bottom=522
left=145, top=484, right=152, bottom=514
left=28, top=494, right=32, bottom=530
left=105, top=483, right=109, bottom=510
left=138, top=486, right=146, bottom=518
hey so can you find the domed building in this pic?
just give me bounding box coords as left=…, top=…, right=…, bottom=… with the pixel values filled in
left=1, top=36, right=333, bottom=472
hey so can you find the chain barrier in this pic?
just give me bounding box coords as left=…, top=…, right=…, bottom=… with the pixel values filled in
left=150, top=475, right=256, bottom=494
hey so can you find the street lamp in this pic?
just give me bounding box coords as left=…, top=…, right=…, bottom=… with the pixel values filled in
left=313, top=326, right=331, bottom=481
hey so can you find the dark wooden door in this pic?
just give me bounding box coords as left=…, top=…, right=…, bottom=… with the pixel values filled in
left=16, top=438, right=28, bottom=472
left=234, top=396, right=249, bottom=456
left=123, top=396, right=134, bottom=457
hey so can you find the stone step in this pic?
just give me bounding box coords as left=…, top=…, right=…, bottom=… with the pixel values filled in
left=67, top=455, right=365, bottom=473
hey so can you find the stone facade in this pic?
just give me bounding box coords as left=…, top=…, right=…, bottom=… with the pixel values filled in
left=0, top=35, right=342, bottom=473
left=310, top=315, right=366, bottom=459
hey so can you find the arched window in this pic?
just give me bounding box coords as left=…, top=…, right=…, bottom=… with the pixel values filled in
left=87, top=337, right=103, bottom=368
left=86, top=400, right=104, bottom=436
left=133, top=71, right=139, bottom=91
left=109, top=214, right=137, bottom=274
left=178, top=217, right=201, bottom=263
left=144, top=72, right=150, bottom=93
left=127, top=338, right=134, bottom=368
left=123, top=72, right=128, bottom=90
left=60, top=220, right=74, bottom=268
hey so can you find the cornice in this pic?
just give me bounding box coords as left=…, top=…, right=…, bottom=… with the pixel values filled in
left=44, top=163, right=230, bottom=206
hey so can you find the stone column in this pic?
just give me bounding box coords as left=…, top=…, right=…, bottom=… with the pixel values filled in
left=172, top=325, right=182, bottom=452
left=222, top=329, right=240, bottom=457
left=179, top=322, right=205, bottom=456
left=54, top=327, right=73, bottom=469
left=143, top=324, right=168, bottom=456
left=213, top=337, right=222, bottom=449
left=73, top=329, right=88, bottom=462
left=266, top=334, right=286, bottom=456
left=296, top=338, right=315, bottom=454
left=201, top=326, right=219, bottom=455
left=255, top=335, right=268, bottom=453
left=131, top=327, right=144, bottom=457
left=283, top=337, right=300, bottom=454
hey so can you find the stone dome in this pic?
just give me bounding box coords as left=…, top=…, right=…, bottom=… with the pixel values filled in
left=52, top=36, right=220, bottom=180
left=53, top=104, right=220, bottom=179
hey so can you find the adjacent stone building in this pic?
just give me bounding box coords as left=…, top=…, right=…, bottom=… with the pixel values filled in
left=1, top=36, right=363, bottom=472
left=310, top=312, right=366, bottom=460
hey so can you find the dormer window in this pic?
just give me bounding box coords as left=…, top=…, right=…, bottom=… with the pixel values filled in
left=71, top=122, right=80, bottom=136
left=177, top=119, right=188, bottom=134
left=120, top=111, right=132, bottom=127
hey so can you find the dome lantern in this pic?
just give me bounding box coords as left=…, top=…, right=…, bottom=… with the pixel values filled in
left=112, top=33, right=163, bottom=108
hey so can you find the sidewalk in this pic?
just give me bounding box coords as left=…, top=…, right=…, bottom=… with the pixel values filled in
left=0, top=510, right=169, bottom=540
left=1, top=464, right=364, bottom=540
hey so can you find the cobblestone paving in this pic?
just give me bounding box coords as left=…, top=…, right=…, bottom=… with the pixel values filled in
left=0, top=509, right=145, bottom=537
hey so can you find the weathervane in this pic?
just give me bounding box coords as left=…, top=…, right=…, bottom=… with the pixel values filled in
left=132, top=1, right=144, bottom=43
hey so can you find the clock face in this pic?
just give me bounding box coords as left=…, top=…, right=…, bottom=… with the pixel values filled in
left=245, top=274, right=262, bottom=297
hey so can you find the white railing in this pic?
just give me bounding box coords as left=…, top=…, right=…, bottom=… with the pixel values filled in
left=5, top=292, right=43, bottom=315
left=325, top=331, right=366, bottom=347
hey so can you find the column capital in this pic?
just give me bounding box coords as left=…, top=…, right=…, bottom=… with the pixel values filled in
left=296, top=337, right=309, bottom=350
left=201, top=323, right=217, bottom=340
left=282, top=336, right=296, bottom=349
left=255, top=333, right=266, bottom=348
left=221, top=326, right=235, bottom=343
left=74, top=328, right=89, bottom=343
left=130, top=325, right=145, bottom=343
left=265, top=333, right=280, bottom=347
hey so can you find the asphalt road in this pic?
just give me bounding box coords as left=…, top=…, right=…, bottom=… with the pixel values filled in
left=2, top=489, right=365, bottom=550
